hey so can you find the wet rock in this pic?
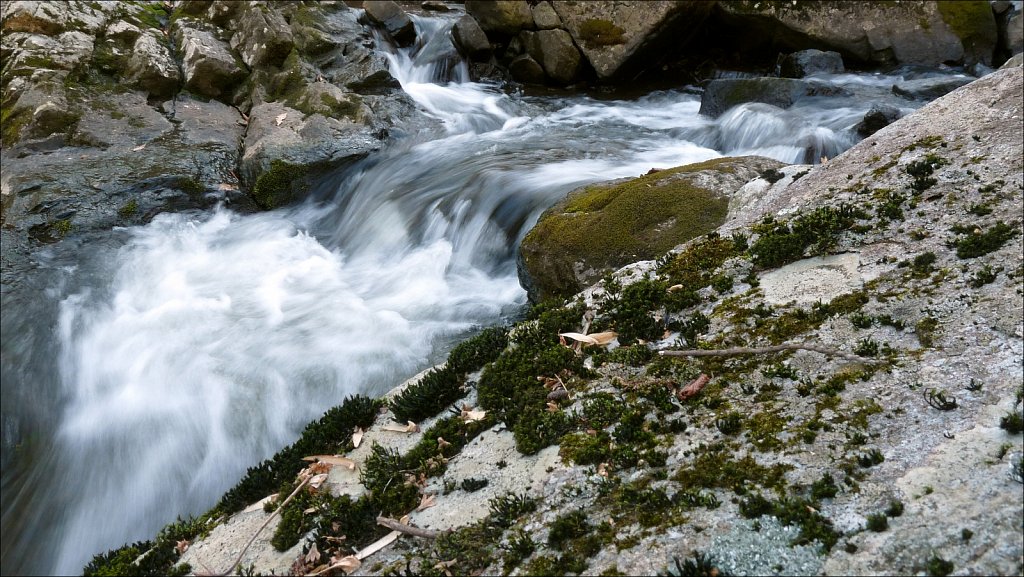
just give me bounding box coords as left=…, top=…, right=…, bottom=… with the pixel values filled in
left=240, top=102, right=382, bottom=208
left=362, top=1, right=415, bottom=47
left=517, top=156, right=783, bottom=301
left=124, top=30, right=180, bottom=99
left=174, top=20, right=248, bottom=100
left=73, top=92, right=173, bottom=148
left=552, top=0, right=713, bottom=81
left=421, top=1, right=450, bottom=13
left=526, top=28, right=581, bottom=85
left=1009, top=12, right=1024, bottom=55
left=531, top=2, right=561, bottom=31
left=229, top=4, right=294, bottom=69
left=508, top=53, right=545, bottom=85
left=892, top=75, right=974, bottom=100
left=779, top=49, right=844, bottom=78
left=465, top=0, right=534, bottom=38
left=855, top=104, right=902, bottom=137
left=699, top=77, right=828, bottom=118
left=716, top=1, right=996, bottom=68
left=207, top=0, right=242, bottom=28
left=452, top=14, right=491, bottom=61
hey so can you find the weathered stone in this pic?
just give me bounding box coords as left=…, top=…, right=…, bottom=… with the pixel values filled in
left=717, top=1, right=997, bottom=67
left=229, top=4, right=294, bottom=69
left=892, top=75, right=974, bottom=100
left=72, top=92, right=173, bottom=148
left=26, top=93, right=78, bottom=139
left=531, top=1, right=561, bottom=30
left=518, top=156, right=784, bottom=301
left=240, top=102, right=382, bottom=207
left=452, top=14, right=491, bottom=61
left=421, top=1, right=450, bottom=12
left=779, top=49, right=844, bottom=78
left=124, top=30, right=180, bottom=99
left=1, top=0, right=110, bottom=36
left=1008, top=12, right=1024, bottom=56
left=552, top=0, right=713, bottom=81
left=207, top=0, right=242, bottom=28
left=177, top=0, right=213, bottom=17
left=698, top=77, right=840, bottom=118
left=416, top=26, right=462, bottom=80
left=334, top=51, right=400, bottom=93
left=288, top=82, right=367, bottom=122
left=174, top=21, right=248, bottom=100
left=1001, top=51, right=1024, bottom=69
left=104, top=21, right=142, bottom=44
left=465, top=0, right=534, bottom=37
left=531, top=28, right=581, bottom=85
left=855, top=104, right=902, bottom=137
left=362, top=0, right=415, bottom=47
left=508, top=53, right=545, bottom=84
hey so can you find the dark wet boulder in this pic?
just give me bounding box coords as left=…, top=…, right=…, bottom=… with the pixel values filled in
left=526, top=28, right=581, bottom=85
left=229, top=4, right=294, bottom=69
left=552, top=0, right=713, bottom=81
left=531, top=2, right=561, bottom=31
left=465, top=0, right=534, bottom=38
left=362, top=1, right=415, bottom=47
left=779, top=49, right=844, bottom=78
left=173, top=20, right=248, bottom=100
left=855, top=104, right=902, bottom=137
left=892, top=75, right=974, bottom=100
left=698, top=77, right=846, bottom=118
left=124, top=30, right=180, bottom=99
left=508, top=53, right=545, bottom=85
left=452, top=14, right=491, bottom=61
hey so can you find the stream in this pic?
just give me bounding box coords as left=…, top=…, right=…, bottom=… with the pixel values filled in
left=0, top=13, right=928, bottom=576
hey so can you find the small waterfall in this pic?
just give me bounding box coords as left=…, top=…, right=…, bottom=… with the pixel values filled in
left=0, top=13, right=927, bottom=576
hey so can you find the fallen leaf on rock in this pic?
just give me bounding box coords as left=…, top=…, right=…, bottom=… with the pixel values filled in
left=357, top=530, right=399, bottom=560
left=305, top=542, right=321, bottom=565
left=275, top=112, right=287, bottom=126
left=461, top=408, right=486, bottom=422
left=382, top=421, right=420, bottom=433
left=352, top=427, right=363, bottom=448
left=333, top=555, right=362, bottom=574
left=303, top=455, right=357, bottom=470
left=217, top=183, right=238, bottom=191
left=308, top=473, right=328, bottom=490
left=416, top=493, right=436, bottom=511
left=559, top=331, right=598, bottom=345
left=437, top=437, right=451, bottom=449
left=175, top=539, right=189, bottom=554
left=434, top=559, right=457, bottom=576
left=586, top=331, right=618, bottom=345
left=132, top=143, right=146, bottom=151
left=546, top=401, right=559, bottom=412
left=676, top=373, right=710, bottom=401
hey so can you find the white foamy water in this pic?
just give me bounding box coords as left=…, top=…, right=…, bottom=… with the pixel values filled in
left=1, top=12, right=928, bottom=576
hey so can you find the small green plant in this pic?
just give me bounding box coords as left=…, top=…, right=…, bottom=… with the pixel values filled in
left=857, top=448, right=885, bottom=468
left=961, top=528, right=973, bottom=541
left=811, top=473, right=839, bottom=500
left=915, top=316, right=940, bottom=347
left=968, top=264, right=1000, bottom=287
left=51, top=219, right=73, bottom=237
left=925, top=555, right=954, bottom=576
left=118, top=199, right=139, bottom=218
left=954, top=221, right=1019, bottom=258
left=853, top=338, right=880, bottom=357
left=460, top=477, right=488, bottom=492
left=659, top=552, right=732, bottom=577
left=577, top=18, right=626, bottom=46
left=849, top=312, right=874, bottom=329
left=885, top=500, right=904, bottom=517
left=488, top=493, right=537, bottom=529
left=906, top=153, right=947, bottom=192
left=924, top=388, right=957, bottom=411
left=865, top=513, right=888, bottom=532
left=500, top=529, right=535, bottom=572
left=999, top=411, right=1023, bottom=434
left=715, top=412, right=743, bottom=435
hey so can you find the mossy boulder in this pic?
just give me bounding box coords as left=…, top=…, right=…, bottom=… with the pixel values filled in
left=517, top=156, right=784, bottom=301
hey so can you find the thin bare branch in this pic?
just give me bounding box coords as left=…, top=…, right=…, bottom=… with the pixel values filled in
left=375, top=516, right=441, bottom=539
left=659, top=343, right=881, bottom=363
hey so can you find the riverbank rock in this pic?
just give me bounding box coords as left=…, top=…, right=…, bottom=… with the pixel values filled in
left=517, top=156, right=784, bottom=301
left=362, top=0, right=416, bottom=47
left=892, top=74, right=976, bottom=100
left=698, top=77, right=846, bottom=118
left=132, top=66, right=1023, bottom=577
left=779, top=49, right=844, bottom=78
left=552, top=0, right=713, bottom=81
left=715, top=1, right=998, bottom=68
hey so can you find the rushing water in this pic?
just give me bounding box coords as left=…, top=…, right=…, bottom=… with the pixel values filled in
left=0, top=13, right=926, bottom=576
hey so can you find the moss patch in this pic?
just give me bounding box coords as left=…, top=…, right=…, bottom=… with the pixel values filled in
left=577, top=19, right=627, bottom=47
left=521, top=158, right=737, bottom=300
left=252, top=160, right=307, bottom=210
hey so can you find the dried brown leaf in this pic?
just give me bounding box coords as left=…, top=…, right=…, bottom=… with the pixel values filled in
left=416, top=493, right=437, bottom=511
left=275, top=112, right=287, bottom=126
left=676, top=373, right=710, bottom=401
left=352, top=427, right=364, bottom=448
left=303, top=455, right=357, bottom=470
left=305, top=542, right=321, bottom=565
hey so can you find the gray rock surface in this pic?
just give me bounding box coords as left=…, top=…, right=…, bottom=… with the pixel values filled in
left=699, top=77, right=846, bottom=118
left=452, top=13, right=491, bottom=61
left=779, top=48, right=844, bottom=78
left=508, top=52, right=545, bottom=85
left=531, top=1, right=561, bottom=31
left=362, top=0, right=416, bottom=47
left=717, top=1, right=997, bottom=68
left=529, top=28, right=581, bottom=85
left=229, top=3, right=294, bottom=69
left=465, top=0, right=534, bottom=37
left=124, top=30, right=181, bottom=98
left=174, top=21, right=248, bottom=100
left=854, top=104, right=902, bottom=137
left=552, top=0, right=713, bottom=81
left=892, top=75, right=975, bottom=100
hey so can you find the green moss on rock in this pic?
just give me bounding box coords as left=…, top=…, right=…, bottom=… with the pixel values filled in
left=520, top=158, right=737, bottom=300
left=252, top=159, right=307, bottom=210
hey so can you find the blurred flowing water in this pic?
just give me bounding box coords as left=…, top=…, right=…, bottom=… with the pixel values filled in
left=0, top=14, right=923, bottom=575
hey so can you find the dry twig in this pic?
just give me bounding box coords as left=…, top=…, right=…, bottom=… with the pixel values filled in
left=659, top=343, right=881, bottom=363
left=376, top=516, right=441, bottom=539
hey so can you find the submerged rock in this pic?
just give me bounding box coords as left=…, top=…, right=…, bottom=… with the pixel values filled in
left=892, top=75, right=975, bottom=100
left=779, top=49, right=844, bottom=78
